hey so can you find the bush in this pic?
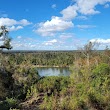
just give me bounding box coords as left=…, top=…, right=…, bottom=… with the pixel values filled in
left=6, top=97, right=18, bottom=109
left=37, top=76, right=70, bottom=94
left=92, top=63, right=110, bottom=76
left=0, top=98, right=18, bottom=110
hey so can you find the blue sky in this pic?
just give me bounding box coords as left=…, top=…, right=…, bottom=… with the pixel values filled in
left=0, top=0, right=110, bottom=50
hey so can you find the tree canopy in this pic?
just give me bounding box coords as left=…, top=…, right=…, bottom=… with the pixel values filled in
left=0, top=26, right=12, bottom=50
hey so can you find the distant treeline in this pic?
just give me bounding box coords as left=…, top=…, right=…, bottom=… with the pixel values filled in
left=3, top=51, right=76, bottom=66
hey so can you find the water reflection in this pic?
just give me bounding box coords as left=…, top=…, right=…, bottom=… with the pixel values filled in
left=37, top=67, right=71, bottom=77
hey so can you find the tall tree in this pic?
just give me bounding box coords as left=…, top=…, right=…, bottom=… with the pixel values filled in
left=0, top=26, right=12, bottom=50
left=79, top=41, right=99, bottom=67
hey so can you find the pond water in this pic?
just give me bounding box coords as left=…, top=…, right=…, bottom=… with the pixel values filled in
left=37, top=67, right=71, bottom=77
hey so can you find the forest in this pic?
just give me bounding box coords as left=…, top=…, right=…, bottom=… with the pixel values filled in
left=3, top=51, right=75, bottom=67
left=0, top=44, right=110, bottom=110
left=0, top=25, right=110, bottom=110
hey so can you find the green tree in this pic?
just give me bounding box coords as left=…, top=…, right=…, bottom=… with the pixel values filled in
left=0, top=26, right=12, bottom=50
left=79, top=41, right=99, bottom=67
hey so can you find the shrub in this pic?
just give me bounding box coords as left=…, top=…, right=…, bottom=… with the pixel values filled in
left=92, top=63, right=110, bottom=76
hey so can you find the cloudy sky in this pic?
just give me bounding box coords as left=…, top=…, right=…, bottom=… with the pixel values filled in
left=0, top=0, right=110, bottom=50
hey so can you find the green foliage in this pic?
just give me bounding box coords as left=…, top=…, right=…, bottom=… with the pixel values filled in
left=37, top=76, right=70, bottom=94
left=92, top=63, right=110, bottom=76
left=0, top=50, right=110, bottom=110
left=0, top=26, right=12, bottom=50
left=4, top=38, right=12, bottom=49
left=26, top=85, right=38, bottom=99
left=13, top=66, right=40, bottom=85
left=6, top=97, right=17, bottom=108
left=12, top=66, right=40, bottom=100
left=0, top=76, right=8, bottom=99
left=2, top=51, right=75, bottom=66
left=0, top=98, right=18, bottom=110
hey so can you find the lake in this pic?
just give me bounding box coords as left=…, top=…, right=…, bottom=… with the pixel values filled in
left=37, top=67, right=71, bottom=77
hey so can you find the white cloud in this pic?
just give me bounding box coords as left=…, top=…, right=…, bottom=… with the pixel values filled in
left=19, top=19, right=32, bottom=26
left=61, top=5, right=78, bottom=20
left=0, top=17, right=31, bottom=31
left=76, top=15, right=88, bottom=20
left=76, top=0, right=110, bottom=15
left=59, top=33, right=73, bottom=39
left=35, top=0, right=110, bottom=37
left=9, top=26, right=23, bottom=31
left=76, top=25, right=96, bottom=29
left=76, top=0, right=99, bottom=15
left=70, top=0, right=110, bottom=15
left=12, top=36, right=39, bottom=50
left=17, top=36, right=22, bottom=39
left=36, top=16, right=73, bottom=36
left=51, top=4, right=56, bottom=9
left=43, top=39, right=58, bottom=45
left=0, top=18, right=17, bottom=26
left=90, top=38, right=110, bottom=44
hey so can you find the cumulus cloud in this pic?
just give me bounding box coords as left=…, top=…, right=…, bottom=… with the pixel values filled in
left=0, top=17, right=31, bottom=31
left=35, top=4, right=77, bottom=37
left=36, top=16, right=73, bottom=36
left=35, top=0, right=110, bottom=37
left=76, top=0, right=99, bottom=15
left=0, top=18, right=17, bottom=26
left=61, top=5, right=78, bottom=20
left=90, top=38, right=110, bottom=44
left=61, top=0, right=110, bottom=18
left=43, top=39, right=58, bottom=45
left=19, top=19, right=31, bottom=26
left=76, top=16, right=88, bottom=20
left=76, top=0, right=110, bottom=15
left=9, top=26, right=23, bottom=31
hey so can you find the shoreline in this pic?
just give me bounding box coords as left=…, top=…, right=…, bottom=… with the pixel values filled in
left=32, top=65, right=70, bottom=68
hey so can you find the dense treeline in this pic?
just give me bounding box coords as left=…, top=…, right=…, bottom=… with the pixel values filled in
left=0, top=46, right=110, bottom=110
left=3, top=51, right=75, bottom=66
